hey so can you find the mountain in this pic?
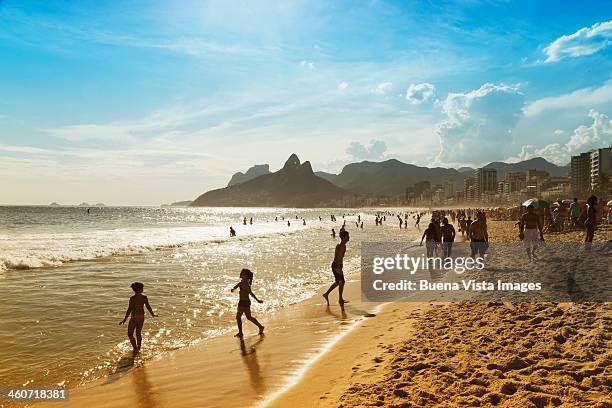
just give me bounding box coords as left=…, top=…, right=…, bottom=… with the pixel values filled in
left=315, top=171, right=337, bottom=183
left=191, top=154, right=347, bottom=207
left=457, top=167, right=475, bottom=175
left=332, top=159, right=466, bottom=196
left=481, top=158, right=569, bottom=180
left=227, top=164, right=271, bottom=187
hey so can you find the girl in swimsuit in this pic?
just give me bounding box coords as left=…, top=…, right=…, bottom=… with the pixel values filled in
left=231, top=269, right=264, bottom=338
left=119, top=282, right=157, bottom=354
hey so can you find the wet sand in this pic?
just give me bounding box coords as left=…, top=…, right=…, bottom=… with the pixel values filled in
left=35, top=271, right=382, bottom=408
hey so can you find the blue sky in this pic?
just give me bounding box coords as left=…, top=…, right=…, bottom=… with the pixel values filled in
left=0, top=0, right=611, bottom=205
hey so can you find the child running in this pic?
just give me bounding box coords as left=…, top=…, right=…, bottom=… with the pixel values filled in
left=119, top=282, right=157, bottom=354
left=231, top=268, right=265, bottom=338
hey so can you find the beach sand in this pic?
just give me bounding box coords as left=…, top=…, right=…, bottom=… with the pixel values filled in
left=30, top=220, right=611, bottom=408
left=268, top=221, right=612, bottom=407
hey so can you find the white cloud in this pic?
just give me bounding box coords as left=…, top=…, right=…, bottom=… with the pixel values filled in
left=337, top=81, right=349, bottom=91
left=523, top=81, right=612, bottom=117
left=509, top=110, right=612, bottom=165
left=373, top=82, right=392, bottom=94
left=544, top=20, right=612, bottom=62
left=436, top=83, right=524, bottom=165
left=300, top=60, right=314, bottom=69
left=406, top=83, right=435, bottom=105
left=346, top=139, right=387, bottom=160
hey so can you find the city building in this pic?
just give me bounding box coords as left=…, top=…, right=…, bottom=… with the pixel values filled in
left=473, top=167, right=497, bottom=201
left=590, top=147, right=612, bottom=192
left=571, top=152, right=591, bottom=196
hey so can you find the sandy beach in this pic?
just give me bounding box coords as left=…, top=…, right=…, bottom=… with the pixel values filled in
left=269, top=220, right=612, bottom=407
left=22, top=219, right=611, bottom=408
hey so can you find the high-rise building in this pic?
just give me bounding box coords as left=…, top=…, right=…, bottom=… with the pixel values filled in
left=571, top=152, right=591, bottom=196
left=473, top=167, right=497, bottom=200
left=590, top=147, right=612, bottom=191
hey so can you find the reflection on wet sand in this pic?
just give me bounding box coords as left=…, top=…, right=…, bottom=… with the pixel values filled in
left=132, top=365, right=158, bottom=408
left=239, top=336, right=265, bottom=395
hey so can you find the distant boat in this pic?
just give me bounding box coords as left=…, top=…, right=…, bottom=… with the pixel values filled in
left=49, top=202, right=61, bottom=206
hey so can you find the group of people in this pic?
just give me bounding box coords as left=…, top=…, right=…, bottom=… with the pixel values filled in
left=419, top=210, right=488, bottom=259
left=121, top=197, right=605, bottom=354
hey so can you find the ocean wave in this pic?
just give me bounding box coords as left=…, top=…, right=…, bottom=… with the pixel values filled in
left=0, top=223, right=311, bottom=273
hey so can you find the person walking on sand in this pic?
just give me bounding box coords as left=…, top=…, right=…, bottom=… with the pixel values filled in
left=570, top=198, right=581, bottom=229
left=119, top=282, right=157, bottom=354
left=469, top=212, right=488, bottom=259
left=323, top=230, right=350, bottom=305
left=441, top=217, right=456, bottom=258
left=231, top=269, right=264, bottom=338
left=519, top=204, right=544, bottom=261
left=584, top=195, right=598, bottom=250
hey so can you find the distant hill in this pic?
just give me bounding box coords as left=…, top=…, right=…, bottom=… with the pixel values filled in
left=191, top=154, right=347, bottom=207
left=169, top=200, right=193, bottom=207
left=227, top=164, right=271, bottom=187
left=315, top=171, right=337, bottom=183
left=332, top=159, right=466, bottom=195
left=480, top=158, right=569, bottom=180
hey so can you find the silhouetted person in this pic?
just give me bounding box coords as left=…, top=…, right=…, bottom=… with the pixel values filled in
left=323, top=230, right=350, bottom=305
left=585, top=195, right=598, bottom=250
left=441, top=217, right=456, bottom=257
left=287, top=220, right=290, bottom=227
left=331, top=228, right=336, bottom=238
left=243, top=217, right=247, bottom=225
left=231, top=269, right=264, bottom=338
left=230, top=226, right=236, bottom=237
left=250, top=217, right=253, bottom=225
left=120, top=282, right=156, bottom=354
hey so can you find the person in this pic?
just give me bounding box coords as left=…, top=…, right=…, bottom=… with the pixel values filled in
left=397, top=214, right=403, bottom=229
left=303, top=219, right=306, bottom=226
left=608, top=206, right=612, bottom=225
left=420, top=222, right=437, bottom=258
left=469, top=212, right=488, bottom=258
left=323, top=230, right=349, bottom=305
left=519, top=205, right=544, bottom=261
left=275, top=216, right=278, bottom=222
left=570, top=198, right=581, bottom=229
left=230, top=226, right=236, bottom=237
left=465, top=216, right=473, bottom=236
left=584, top=195, right=598, bottom=250
left=440, top=217, right=456, bottom=258
left=287, top=220, right=290, bottom=227
left=331, top=228, right=336, bottom=238
left=231, top=269, right=264, bottom=338
left=243, top=217, right=247, bottom=226
left=415, top=214, right=421, bottom=227
left=360, top=222, right=364, bottom=229
left=119, top=282, right=157, bottom=354
left=250, top=217, right=253, bottom=225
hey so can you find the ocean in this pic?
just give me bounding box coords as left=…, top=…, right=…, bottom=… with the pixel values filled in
left=0, top=206, right=420, bottom=390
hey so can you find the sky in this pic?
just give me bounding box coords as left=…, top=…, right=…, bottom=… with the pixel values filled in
left=0, top=0, right=611, bottom=205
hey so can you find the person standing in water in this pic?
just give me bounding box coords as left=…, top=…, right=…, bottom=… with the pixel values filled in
left=230, top=226, right=236, bottom=237
left=331, top=228, right=336, bottom=238
left=119, top=282, right=157, bottom=354
left=231, top=269, right=264, bottom=338
left=323, top=230, right=349, bottom=305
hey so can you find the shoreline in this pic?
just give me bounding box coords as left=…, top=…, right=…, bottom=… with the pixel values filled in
left=35, top=269, right=386, bottom=408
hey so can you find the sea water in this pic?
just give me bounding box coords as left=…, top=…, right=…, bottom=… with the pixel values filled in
left=0, top=206, right=420, bottom=389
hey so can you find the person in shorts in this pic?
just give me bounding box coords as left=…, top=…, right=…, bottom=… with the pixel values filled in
left=323, top=230, right=349, bottom=305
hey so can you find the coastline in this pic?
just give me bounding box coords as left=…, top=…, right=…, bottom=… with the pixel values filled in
left=35, top=268, right=386, bottom=408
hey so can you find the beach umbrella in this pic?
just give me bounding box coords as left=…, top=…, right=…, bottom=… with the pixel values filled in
left=522, top=198, right=538, bottom=208
left=562, top=199, right=573, bottom=205
left=607, top=200, right=612, bottom=206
